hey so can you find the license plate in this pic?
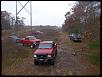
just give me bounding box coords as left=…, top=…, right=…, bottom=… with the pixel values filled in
left=39, top=59, right=44, bottom=61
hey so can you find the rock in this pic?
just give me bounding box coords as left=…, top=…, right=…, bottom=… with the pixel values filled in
left=72, top=52, right=77, bottom=56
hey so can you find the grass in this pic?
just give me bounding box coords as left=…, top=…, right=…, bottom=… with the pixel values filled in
left=54, top=37, right=59, bottom=42
left=86, top=40, right=100, bottom=49
left=86, top=51, right=100, bottom=66
left=85, top=40, right=100, bottom=67
left=2, top=41, right=32, bottom=67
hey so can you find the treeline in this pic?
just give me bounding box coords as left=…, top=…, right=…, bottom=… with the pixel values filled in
left=1, top=11, right=25, bottom=30
left=62, top=1, right=100, bottom=41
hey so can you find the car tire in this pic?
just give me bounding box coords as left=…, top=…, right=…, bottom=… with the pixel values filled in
left=22, top=43, right=24, bottom=46
left=31, top=44, right=35, bottom=48
left=36, top=43, right=39, bottom=47
left=50, top=60, right=54, bottom=65
left=55, top=50, right=57, bottom=56
left=16, top=39, right=19, bottom=43
left=34, top=61, right=38, bottom=65
left=79, top=40, right=82, bottom=42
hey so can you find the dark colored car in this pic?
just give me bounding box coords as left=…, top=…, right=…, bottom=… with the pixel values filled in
left=8, top=35, right=21, bottom=43
left=69, top=33, right=81, bottom=42
left=33, top=41, right=57, bottom=65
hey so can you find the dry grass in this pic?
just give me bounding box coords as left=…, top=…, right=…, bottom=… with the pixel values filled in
left=2, top=27, right=100, bottom=75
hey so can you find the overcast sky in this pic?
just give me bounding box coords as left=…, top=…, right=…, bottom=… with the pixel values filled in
left=1, top=1, right=76, bottom=27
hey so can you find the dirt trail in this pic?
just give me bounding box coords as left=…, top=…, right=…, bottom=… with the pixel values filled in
left=2, top=29, right=100, bottom=75
left=56, top=32, right=100, bottom=75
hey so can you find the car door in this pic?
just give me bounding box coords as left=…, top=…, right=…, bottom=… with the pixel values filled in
left=24, top=38, right=31, bottom=44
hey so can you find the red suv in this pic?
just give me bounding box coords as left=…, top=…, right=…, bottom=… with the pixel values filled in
left=33, top=41, right=57, bottom=65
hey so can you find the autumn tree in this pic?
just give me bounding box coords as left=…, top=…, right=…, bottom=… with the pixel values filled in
left=1, top=11, right=11, bottom=30
left=63, top=1, right=100, bottom=41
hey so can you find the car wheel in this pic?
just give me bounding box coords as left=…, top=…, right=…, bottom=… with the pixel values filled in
left=31, top=45, right=33, bottom=48
left=22, top=43, right=24, bottom=46
left=79, top=40, right=82, bottom=42
left=16, top=39, right=19, bottom=43
left=36, top=43, right=39, bottom=47
left=34, top=61, right=38, bottom=65
left=50, top=60, right=54, bottom=65
left=31, top=44, right=34, bottom=48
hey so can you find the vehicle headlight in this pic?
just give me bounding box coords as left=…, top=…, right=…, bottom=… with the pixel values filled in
left=33, top=55, right=37, bottom=58
left=31, top=45, right=33, bottom=48
left=48, top=55, right=51, bottom=57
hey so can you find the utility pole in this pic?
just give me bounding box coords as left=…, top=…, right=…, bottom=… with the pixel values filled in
left=15, top=1, right=17, bottom=34
left=30, top=1, right=32, bottom=34
left=15, top=1, right=32, bottom=35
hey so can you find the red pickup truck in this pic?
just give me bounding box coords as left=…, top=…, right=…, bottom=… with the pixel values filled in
left=20, top=36, right=41, bottom=47
left=33, top=41, right=57, bottom=65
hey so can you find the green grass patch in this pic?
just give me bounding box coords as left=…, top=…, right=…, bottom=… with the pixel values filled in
left=85, top=40, right=100, bottom=66
left=86, top=41, right=100, bottom=49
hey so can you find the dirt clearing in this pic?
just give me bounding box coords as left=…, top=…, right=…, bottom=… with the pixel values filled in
left=2, top=28, right=100, bottom=75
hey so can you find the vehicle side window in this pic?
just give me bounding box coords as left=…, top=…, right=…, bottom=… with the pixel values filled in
left=29, top=38, right=32, bottom=40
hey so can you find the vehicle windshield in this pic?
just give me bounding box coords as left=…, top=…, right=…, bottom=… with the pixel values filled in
left=38, top=43, right=52, bottom=48
left=25, top=36, right=36, bottom=40
left=74, top=34, right=80, bottom=37
left=9, top=35, right=18, bottom=39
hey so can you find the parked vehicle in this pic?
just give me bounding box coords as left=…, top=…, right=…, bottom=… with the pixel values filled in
left=33, top=41, right=57, bottom=65
left=69, top=33, right=81, bottom=42
left=19, top=36, right=41, bottom=47
left=32, top=31, right=43, bottom=35
left=8, top=35, right=21, bottom=43
left=31, top=31, right=44, bottom=38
